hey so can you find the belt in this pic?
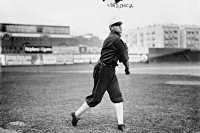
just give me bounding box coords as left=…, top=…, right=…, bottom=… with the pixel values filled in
left=97, top=60, right=106, bottom=67
left=97, top=60, right=115, bottom=69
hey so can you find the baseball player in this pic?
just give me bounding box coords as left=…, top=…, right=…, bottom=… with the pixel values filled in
left=71, top=17, right=130, bottom=132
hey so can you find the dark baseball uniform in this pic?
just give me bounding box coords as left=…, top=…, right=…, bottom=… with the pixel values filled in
left=86, top=31, right=129, bottom=107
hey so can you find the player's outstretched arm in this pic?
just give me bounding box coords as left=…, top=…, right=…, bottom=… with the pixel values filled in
left=123, top=60, right=130, bottom=75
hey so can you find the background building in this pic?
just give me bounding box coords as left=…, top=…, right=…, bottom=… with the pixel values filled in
left=123, top=24, right=200, bottom=54
left=180, top=25, right=200, bottom=49
left=123, top=24, right=200, bottom=63
left=0, top=23, right=103, bottom=66
left=123, top=24, right=180, bottom=54
left=0, top=23, right=71, bottom=54
left=1, top=23, right=199, bottom=66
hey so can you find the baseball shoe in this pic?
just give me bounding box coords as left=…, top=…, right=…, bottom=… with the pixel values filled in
left=118, top=124, right=130, bottom=132
left=71, top=112, right=80, bottom=126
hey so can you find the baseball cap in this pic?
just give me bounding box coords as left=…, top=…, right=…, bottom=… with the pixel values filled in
left=109, top=17, right=123, bottom=27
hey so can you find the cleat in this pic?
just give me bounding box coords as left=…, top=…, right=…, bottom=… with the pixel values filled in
left=118, top=124, right=130, bottom=132
left=71, top=112, right=80, bottom=126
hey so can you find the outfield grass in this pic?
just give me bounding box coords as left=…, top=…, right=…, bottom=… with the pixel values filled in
left=0, top=64, right=200, bottom=133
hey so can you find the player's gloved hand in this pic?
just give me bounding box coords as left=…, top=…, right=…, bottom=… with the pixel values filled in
left=125, top=67, right=130, bottom=75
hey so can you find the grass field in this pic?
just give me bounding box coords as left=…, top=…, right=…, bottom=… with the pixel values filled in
left=0, top=63, right=200, bottom=133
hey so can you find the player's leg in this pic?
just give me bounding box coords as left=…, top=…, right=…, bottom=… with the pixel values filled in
left=107, top=75, right=124, bottom=125
left=107, top=74, right=129, bottom=131
left=114, top=102, right=124, bottom=125
left=71, top=65, right=111, bottom=126
left=74, top=101, right=90, bottom=118
left=86, top=65, right=112, bottom=107
left=72, top=64, right=101, bottom=119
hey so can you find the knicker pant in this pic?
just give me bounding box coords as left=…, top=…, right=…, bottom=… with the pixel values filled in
left=86, top=63, right=123, bottom=107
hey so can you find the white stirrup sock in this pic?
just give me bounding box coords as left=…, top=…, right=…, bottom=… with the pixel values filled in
left=114, top=102, right=124, bottom=125
left=75, top=101, right=90, bottom=118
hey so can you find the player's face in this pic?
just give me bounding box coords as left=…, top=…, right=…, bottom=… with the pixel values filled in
left=113, top=25, right=122, bottom=34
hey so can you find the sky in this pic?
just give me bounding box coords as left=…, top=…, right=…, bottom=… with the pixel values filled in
left=0, top=0, right=200, bottom=39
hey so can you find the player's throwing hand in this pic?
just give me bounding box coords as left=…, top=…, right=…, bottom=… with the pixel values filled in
left=125, top=67, right=130, bottom=75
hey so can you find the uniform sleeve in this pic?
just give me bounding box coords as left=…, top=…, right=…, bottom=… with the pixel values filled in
left=115, top=39, right=129, bottom=63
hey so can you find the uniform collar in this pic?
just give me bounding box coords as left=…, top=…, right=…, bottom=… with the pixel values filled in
left=109, top=31, right=121, bottom=38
